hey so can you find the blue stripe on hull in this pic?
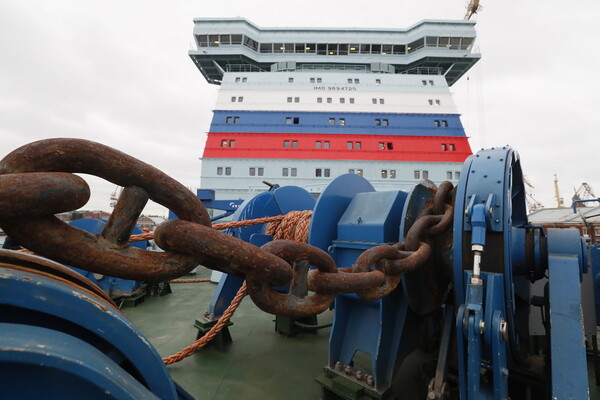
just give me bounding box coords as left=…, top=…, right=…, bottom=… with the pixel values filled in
left=210, top=110, right=467, bottom=138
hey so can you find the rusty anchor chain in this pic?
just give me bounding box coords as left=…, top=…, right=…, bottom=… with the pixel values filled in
left=0, top=139, right=455, bottom=317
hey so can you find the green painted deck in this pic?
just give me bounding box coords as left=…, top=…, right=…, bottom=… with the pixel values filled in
left=125, top=268, right=333, bottom=399
left=125, top=267, right=600, bottom=400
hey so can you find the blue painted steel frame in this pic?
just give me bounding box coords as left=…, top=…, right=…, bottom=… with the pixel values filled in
left=453, top=147, right=529, bottom=399
left=591, top=244, right=600, bottom=323
left=546, top=229, right=589, bottom=399
left=0, top=266, right=186, bottom=399
left=310, top=174, right=422, bottom=392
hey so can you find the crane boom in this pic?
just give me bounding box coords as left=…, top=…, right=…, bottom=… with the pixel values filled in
left=464, top=0, right=481, bottom=20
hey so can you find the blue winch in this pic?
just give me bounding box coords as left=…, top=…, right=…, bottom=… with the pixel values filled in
left=0, top=139, right=597, bottom=400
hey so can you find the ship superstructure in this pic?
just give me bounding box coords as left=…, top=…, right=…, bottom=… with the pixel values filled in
left=189, top=18, right=480, bottom=199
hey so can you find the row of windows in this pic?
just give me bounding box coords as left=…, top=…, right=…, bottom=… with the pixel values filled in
left=317, top=97, right=355, bottom=104
left=581, top=227, right=600, bottom=237
left=218, top=137, right=456, bottom=152
left=233, top=76, right=417, bottom=87
left=215, top=166, right=460, bottom=180
left=249, top=167, right=264, bottom=176
left=196, top=34, right=475, bottom=55
left=441, top=144, right=457, bottom=151
left=434, top=120, right=448, bottom=127
left=221, top=140, right=235, bottom=147
left=226, top=95, right=440, bottom=107
left=381, top=169, right=397, bottom=179
left=225, top=116, right=240, bottom=124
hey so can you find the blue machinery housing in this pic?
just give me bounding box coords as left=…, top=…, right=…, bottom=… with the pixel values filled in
left=0, top=146, right=597, bottom=399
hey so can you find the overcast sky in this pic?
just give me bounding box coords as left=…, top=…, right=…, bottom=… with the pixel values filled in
left=1, top=0, right=598, bottom=217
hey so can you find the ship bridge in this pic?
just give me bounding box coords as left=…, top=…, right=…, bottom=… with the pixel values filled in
left=189, top=18, right=480, bottom=86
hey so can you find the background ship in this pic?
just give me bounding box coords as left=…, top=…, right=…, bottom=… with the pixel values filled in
left=189, top=18, right=480, bottom=200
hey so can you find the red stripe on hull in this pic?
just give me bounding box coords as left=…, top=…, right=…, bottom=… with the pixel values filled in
left=202, top=132, right=472, bottom=162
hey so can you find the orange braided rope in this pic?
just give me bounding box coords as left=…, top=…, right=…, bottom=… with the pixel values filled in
left=162, top=281, right=248, bottom=365
left=129, top=211, right=313, bottom=243
left=169, top=278, right=211, bottom=283
left=265, top=210, right=312, bottom=242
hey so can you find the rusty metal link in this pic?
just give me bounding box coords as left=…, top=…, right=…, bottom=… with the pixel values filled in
left=0, top=172, right=90, bottom=218
left=247, top=240, right=337, bottom=318
left=0, top=139, right=210, bottom=282
left=154, top=219, right=292, bottom=285
left=0, top=138, right=457, bottom=318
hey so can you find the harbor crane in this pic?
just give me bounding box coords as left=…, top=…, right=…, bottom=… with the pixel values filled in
left=524, top=175, right=544, bottom=213
left=573, top=182, right=597, bottom=207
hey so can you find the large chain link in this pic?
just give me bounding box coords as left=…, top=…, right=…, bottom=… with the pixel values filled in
left=0, top=139, right=454, bottom=317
